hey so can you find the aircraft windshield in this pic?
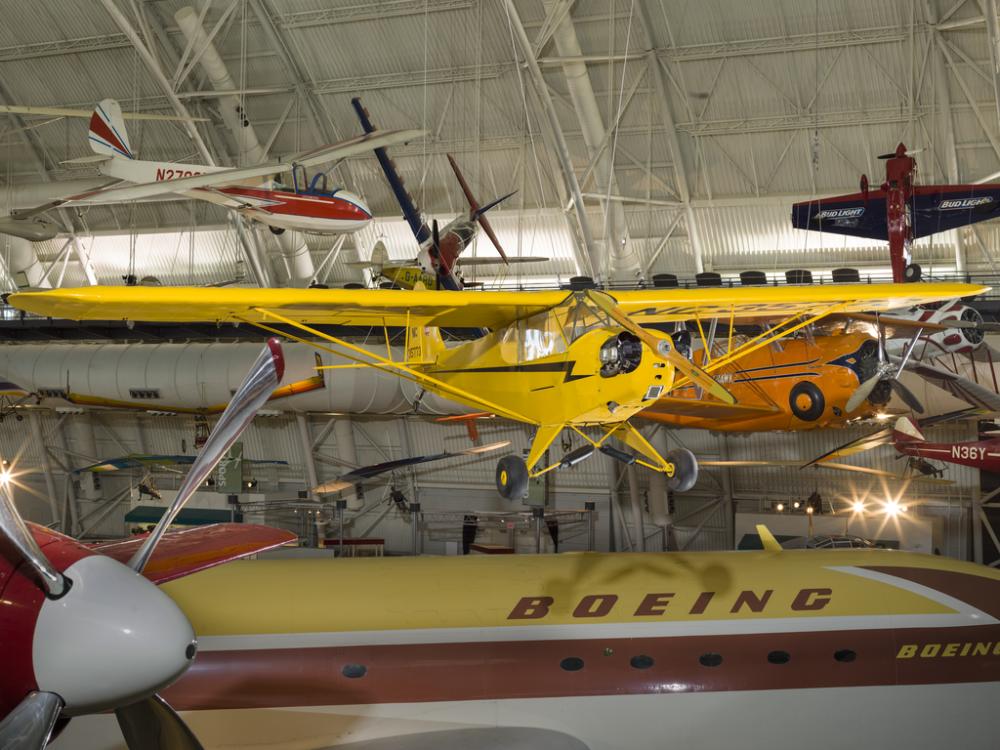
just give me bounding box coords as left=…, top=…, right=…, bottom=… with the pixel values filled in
left=498, top=295, right=611, bottom=363
left=561, top=295, right=611, bottom=343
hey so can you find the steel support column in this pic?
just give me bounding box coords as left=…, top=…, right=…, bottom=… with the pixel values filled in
left=925, top=1, right=967, bottom=271
left=334, top=418, right=361, bottom=510
left=626, top=464, right=645, bottom=552
left=28, top=412, right=60, bottom=527
left=637, top=5, right=707, bottom=274
left=543, top=0, right=639, bottom=281
left=296, top=413, right=319, bottom=500
left=503, top=0, right=599, bottom=278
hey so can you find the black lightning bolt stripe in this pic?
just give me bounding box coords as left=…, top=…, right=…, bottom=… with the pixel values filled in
left=434, top=361, right=592, bottom=383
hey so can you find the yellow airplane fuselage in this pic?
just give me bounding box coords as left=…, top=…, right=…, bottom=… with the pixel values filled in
left=422, top=325, right=674, bottom=426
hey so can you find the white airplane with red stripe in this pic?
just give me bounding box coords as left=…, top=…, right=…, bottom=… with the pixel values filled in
left=28, top=99, right=422, bottom=236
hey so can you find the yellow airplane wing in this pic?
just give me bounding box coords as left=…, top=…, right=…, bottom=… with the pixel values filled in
left=7, top=282, right=988, bottom=329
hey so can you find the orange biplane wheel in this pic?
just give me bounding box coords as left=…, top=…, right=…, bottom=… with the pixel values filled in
left=789, top=382, right=825, bottom=421
left=496, top=455, right=529, bottom=500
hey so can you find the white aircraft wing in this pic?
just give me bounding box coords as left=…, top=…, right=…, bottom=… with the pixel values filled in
left=59, top=129, right=424, bottom=206
left=456, top=256, right=548, bottom=267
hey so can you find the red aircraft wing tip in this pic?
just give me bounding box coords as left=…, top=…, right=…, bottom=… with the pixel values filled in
left=92, top=523, right=297, bottom=584
left=266, top=337, right=285, bottom=382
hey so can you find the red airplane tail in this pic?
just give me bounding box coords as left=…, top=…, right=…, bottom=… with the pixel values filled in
left=892, top=416, right=926, bottom=444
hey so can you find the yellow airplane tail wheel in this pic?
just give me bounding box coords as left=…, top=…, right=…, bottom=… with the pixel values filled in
left=496, top=455, right=528, bottom=500
left=665, top=448, right=698, bottom=492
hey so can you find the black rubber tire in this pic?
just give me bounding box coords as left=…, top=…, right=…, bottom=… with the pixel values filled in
left=496, top=455, right=529, bottom=500
left=789, top=381, right=825, bottom=422
left=268, top=225, right=286, bottom=236
left=665, top=448, right=698, bottom=492
left=904, top=263, right=922, bottom=282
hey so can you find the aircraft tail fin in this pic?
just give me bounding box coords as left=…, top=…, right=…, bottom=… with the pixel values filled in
left=88, top=99, right=133, bottom=159
left=405, top=322, right=445, bottom=364
left=350, top=97, right=429, bottom=245
left=893, top=416, right=926, bottom=443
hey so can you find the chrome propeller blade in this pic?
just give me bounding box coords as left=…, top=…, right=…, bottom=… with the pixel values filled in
left=127, top=339, right=284, bottom=574
left=116, top=694, right=203, bottom=750
left=846, top=372, right=884, bottom=413
left=0, top=691, right=62, bottom=750
left=0, top=480, right=67, bottom=598
left=890, top=378, right=925, bottom=414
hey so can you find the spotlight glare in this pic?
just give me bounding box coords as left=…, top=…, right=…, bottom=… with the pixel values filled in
left=776, top=503, right=784, bottom=512
left=806, top=506, right=815, bottom=515
left=884, top=499, right=901, bottom=517
left=793, top=501, right=801, bottom=509
left=852, top=501, right=865, bottom=514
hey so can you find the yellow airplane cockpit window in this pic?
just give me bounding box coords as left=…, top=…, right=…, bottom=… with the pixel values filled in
left=562, top=296, right=611, bottom=344
left=499, top=309, right=568, bottom=363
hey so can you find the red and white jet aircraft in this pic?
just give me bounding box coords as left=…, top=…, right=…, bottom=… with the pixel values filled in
left=18, top=99, right=422, bottom=236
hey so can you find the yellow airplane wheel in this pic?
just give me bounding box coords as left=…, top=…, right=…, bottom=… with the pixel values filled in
left=665, top=448, right=698, bottom=492
left=496, top=455, right=528, bottom=500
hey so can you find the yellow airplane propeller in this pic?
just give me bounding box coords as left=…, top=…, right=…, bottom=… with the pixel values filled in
left=584, top=289, right=737, bottom=405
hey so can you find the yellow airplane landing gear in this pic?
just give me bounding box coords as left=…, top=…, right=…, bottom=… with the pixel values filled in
left=496, top=455, right=529, bottom=500
left=665, top=448, right=698, bottom=492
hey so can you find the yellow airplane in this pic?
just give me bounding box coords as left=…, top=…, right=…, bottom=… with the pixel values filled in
left=51, top=542, right=1000, bottom=749
left=9, top=281, right=985, bottom=500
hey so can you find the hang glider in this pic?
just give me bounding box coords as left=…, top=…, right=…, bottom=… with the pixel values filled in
left=802, top=408, right=984, bottom=466
left=313, top=441, right=510, bottom=495
left=74, top=453, right=288, bottom=473
left=699, top=459, right=952, bottom=484
left=9, top=282, right=985, bottom=330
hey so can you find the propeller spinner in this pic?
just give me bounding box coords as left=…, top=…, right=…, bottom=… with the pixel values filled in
left=0, top=338, right=285, bottom=750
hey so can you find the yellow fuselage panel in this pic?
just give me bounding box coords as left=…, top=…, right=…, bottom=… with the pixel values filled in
left=384, top=265, right=435, bottom=289
left=424, top=327, right=674, bottom=426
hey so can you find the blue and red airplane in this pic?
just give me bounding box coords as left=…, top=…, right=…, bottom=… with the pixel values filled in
left=792, top=143, right=1000, bottom=282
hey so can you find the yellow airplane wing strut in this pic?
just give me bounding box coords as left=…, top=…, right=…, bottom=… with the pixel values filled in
left=568, top=422, right=674, bottom=474
left=672, top=301, right=849, bottom=390
left=244, top=308, right=535, bottom=425
left=584, top=289, right=736, bottom=405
